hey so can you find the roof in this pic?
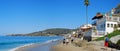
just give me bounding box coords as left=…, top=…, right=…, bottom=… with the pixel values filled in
left=92, top=12, right=103, bottom=20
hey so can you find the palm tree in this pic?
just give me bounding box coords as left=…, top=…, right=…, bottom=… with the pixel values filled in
left=84, top=0, right=90, bottom=24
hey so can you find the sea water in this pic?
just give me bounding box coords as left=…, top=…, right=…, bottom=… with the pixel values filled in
left=0, top=36, right=62, bottom=51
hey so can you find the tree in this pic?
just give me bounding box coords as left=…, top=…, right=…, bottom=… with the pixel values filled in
left=84, top=0, right=90, bottom=24
left=116, top=4, right=120, bottom=9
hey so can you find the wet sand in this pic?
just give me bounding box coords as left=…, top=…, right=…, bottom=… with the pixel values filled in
left=15, top=41, right=59, bottom=51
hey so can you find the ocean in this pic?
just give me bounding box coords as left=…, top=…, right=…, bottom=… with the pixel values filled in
left=0, top=36, right=62, bottom=51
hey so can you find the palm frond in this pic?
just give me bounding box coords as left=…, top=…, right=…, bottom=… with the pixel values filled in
left=84, top=0, right=89, bottom=6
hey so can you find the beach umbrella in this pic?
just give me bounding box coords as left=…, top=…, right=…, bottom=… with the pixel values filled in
left=72, top=31, right=76, bottom=34
left=80, top=24, right=92, bottom=29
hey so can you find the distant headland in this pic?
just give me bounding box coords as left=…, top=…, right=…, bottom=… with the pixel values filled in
left=7, top=28, right=78, bottom=36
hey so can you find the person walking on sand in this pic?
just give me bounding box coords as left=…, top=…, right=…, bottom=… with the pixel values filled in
left=66, top=38, right=69, bottom=45
left=104, top=35, right=109, bottom=50
left=71, top=37, right=74, bottom=43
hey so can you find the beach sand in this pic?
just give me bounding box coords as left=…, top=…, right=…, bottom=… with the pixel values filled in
left=15, top=41, right=59, bottom=51
left=15, top=39, right=118, bottom=51
left=52, top=39, right=113, bottom=51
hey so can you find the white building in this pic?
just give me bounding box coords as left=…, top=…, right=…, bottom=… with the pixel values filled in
left=94, top=15, right=120, bottom=34
left=84, top=6, right=120, bottom=40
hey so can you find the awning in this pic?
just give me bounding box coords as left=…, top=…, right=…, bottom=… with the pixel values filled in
left=92, top=15, right=103, bottom=20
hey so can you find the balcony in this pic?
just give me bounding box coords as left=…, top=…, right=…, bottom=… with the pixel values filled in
left=106, top=16, right=120, bottom=22
left=94, top=16, right=120, bottom=25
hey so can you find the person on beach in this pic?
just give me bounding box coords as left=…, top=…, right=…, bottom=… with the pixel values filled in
left=104, top=35, right=109, bottom=50
left=78, top=33, right=81, bottom=38
left=71, top=37, right=74, bottom=43
left=63, top=39, right=66, bottom=45
left=66, top=38, right=69, bottom=45
left=79, top=33, right=84, bottom=40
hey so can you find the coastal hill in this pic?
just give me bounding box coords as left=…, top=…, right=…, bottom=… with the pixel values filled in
left=7, top=28, right=78, bottom=36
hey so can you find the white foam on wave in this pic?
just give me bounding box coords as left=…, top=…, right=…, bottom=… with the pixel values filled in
left=9, top=39, right=59, bottom=51
left=9, top=43, right=34, bottom=51
left=44, top=39, right=59, bottom=44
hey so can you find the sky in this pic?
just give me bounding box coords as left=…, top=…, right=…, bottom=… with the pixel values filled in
left=0, top=0, right=120, bottom=35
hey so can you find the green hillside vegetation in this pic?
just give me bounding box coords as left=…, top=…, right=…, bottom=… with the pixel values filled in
left=95, top=30, right=120, bottom=41
left=8, top=28, right=76, bottom=36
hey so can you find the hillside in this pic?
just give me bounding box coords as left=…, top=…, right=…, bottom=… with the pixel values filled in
left=8, top=28, right=77, bottom=36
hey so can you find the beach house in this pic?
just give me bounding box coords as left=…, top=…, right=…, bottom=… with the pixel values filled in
left=83, top=5, right=120, bottom=40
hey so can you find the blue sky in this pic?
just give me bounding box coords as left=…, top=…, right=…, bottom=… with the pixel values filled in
left=0, top=0, right=120, bottom=35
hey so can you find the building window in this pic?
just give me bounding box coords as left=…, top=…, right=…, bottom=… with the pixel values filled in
left=101, top=24, right=105, bottom=28
left=104, top=24, right=105, bottom=28
left=114, top=24, right=117, bottom=27
left=101, top=25, right=103, bottom=28
left=111, top=24, right=113, bottom=27
left=117, top=11, right=120, bottom=13
left=107, top=24, right=110, bottom=27
left=118, top=24, right=120, bottom=27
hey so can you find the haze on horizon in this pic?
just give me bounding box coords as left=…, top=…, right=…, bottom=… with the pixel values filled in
left=0, top=0, right=120, bottom=35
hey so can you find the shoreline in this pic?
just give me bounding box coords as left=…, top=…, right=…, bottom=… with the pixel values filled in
left=12, top=39, right=60, bottom=51
left=9, top=43, right=34, bottom=51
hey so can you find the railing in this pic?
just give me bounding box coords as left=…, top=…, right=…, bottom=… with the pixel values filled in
left=95, top=16, right=120, bottom=25
left=106, top=16, right=120, bottom=22
left=96, top=16, right=120, bottom=27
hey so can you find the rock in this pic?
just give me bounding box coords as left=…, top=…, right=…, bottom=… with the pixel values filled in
left=110, top=35, right=120, bottom=44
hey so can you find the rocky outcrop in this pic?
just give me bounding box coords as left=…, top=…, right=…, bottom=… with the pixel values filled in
left=110, top=35, right=120, bottom=44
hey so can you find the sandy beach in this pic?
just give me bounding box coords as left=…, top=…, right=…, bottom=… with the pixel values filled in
left=15, top=41, right=59, bottom=51
left=52, top=39, right=116, bottom=51
left=14, top=38, right=120, bottom=51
